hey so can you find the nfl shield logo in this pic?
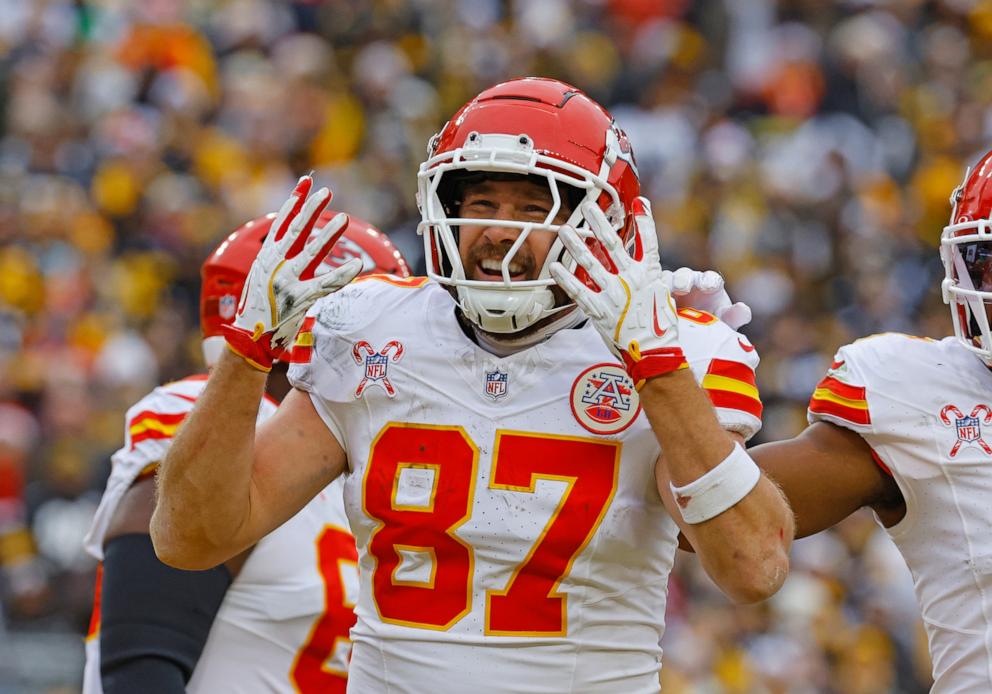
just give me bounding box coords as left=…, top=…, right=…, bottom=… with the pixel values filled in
left=485, top=369, right=508, bottom=401
left=365, top=354, right=388, bottom=380
left=352, top=339, right=404, bottom=398
left=956, top=416, right=981, bottom=442
left=218, top=293, right=237, bottom=320
left=939, top=403, right=992, bottom=457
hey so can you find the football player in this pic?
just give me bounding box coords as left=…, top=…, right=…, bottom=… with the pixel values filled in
left=82, top=210, right=410, bottom=694
left=730, top=150, right=992, bottom=693
left=151, top=78, right=793, bottom=693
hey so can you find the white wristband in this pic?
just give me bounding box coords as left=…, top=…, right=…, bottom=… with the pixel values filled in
left=670, top=443, right=762, bottom=524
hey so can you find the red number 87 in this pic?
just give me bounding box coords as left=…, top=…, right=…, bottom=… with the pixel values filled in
left=362, top=423, right=620, bottom=636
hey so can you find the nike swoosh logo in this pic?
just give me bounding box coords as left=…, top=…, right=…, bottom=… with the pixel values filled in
left=653, top=296, right=666, bottom=337
left=738, top=337, right=755, bottom=352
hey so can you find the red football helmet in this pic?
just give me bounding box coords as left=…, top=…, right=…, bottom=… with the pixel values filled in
left=942, top=150, right=992, bottom=364
left=201, top=210, right=410, bottom=365
left=417, top=77, right=640, bottom=334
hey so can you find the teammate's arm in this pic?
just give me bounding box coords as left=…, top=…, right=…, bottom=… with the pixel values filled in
left=748, top=421, right=905, bottom=536
left=99, top=477, right=232, bottom=693
left=152, top=179, right=361, bottom=570
left=551, top=197, right=792, bottom=603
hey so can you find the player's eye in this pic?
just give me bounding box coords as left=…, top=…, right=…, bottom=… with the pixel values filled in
left=462, top=197, right=495, bottom=213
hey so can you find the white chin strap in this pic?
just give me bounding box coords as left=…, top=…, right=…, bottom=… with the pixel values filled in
left=456, top=285, right=556, bottom=334
left=202, top=336, right=225, bottom=368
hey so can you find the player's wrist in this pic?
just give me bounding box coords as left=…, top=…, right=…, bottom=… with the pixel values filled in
left=621, top=344, right=688, bottom=390
left=669, top=443, right=762, bottom=524
left=222, top=323, right=275, bottom=372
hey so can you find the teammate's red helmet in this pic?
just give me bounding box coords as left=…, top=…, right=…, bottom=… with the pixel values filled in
left=942, top=150, right=992, bottom=364
left=201, top=210, right=410, bottom=365
left=417, top=77, right=640, bottom=334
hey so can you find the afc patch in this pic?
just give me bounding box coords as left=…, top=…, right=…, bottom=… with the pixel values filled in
left=484, top=368, right=508, bottom=401
left=940, top=404, right=992, bottom=457
left=570, top=363, right=641, bottom=435
left=352, top=340, right=404, bottom=398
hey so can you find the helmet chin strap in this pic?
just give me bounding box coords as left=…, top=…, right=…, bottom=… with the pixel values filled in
left=470, top=305, right=585, bottom=357
left=456, top=285, right=556, bottom=334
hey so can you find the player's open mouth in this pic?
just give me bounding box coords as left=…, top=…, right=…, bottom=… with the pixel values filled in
left=476, top=258, right=527, bottom=280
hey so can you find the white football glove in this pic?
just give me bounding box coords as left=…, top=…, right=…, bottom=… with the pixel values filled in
left=663, top=267, right=752, bottom=330
left=550, top=197, right=689, bottom=388
left=223, top=176, right=363, bottom=371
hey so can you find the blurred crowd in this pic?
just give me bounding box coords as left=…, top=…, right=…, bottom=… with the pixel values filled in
left=1, top=0, right=979, bottom=691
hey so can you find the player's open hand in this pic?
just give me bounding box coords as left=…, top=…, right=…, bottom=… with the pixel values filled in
left=550, top=197, right=688, bottom=389
left=663, top=267, right=752, bottom=330
left=222, top=176, right=363, bottom=372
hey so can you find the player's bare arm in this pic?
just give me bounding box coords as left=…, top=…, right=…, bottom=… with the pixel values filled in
left=749, top=421, right=905, bottom=535
left=105, top=476, right=256, bottom=574
left=152, top=179, right=361, bottom=570
left=551, top=197, right=793, bottom=603
left=642, top=378, right=793, bottom=603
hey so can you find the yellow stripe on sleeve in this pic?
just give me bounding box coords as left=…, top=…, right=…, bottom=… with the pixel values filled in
left=701, top=374, right=760, bottom=401
left=129, top=419, right=182, bottom=438
left=810, top=387, right=868, bottom=410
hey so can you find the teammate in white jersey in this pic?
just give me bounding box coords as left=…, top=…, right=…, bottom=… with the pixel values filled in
left=746, top=149, right=992, bottom=693
left=151, top=78, right=793, bottom=693
left=82, top=209, right=410, bottom=694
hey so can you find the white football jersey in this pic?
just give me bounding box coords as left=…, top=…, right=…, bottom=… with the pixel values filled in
left=808, top=334, right=992, bottom=693
left=82, top=375, right=359, bottom=694
left=288, top=276, right=762, bottom=694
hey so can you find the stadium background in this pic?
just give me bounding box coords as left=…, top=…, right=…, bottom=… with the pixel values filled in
left=0, top=0, right=972, bottom=691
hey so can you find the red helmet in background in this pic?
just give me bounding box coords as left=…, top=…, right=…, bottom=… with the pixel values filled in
left=941, top=150, right=992, bottom=365
left=417, top=77, right=640, bottom=335
left=201, top=210, right=410, bottom=366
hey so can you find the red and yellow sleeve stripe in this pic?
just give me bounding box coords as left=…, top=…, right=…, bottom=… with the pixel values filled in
left=702, top=359, right=762, bottom=420
left=128, top=410, right=187, bottom=449
left=287, top=316, right=316, bottom=364
left=86, top=563, right=103, bottom=642
left=808, top=375, right=871, bottom=426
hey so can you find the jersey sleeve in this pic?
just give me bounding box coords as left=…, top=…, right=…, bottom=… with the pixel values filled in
left=286, top=277, right=430, bottom=454
left=806, top=344, right=874, bottom=435
left=678, top=309, right=763, bottom=441
left=83, top=384, right=199, bottom=561
left=285, top=293, right=359, bottom=452
left=118, top=388, right=196, bottom=477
